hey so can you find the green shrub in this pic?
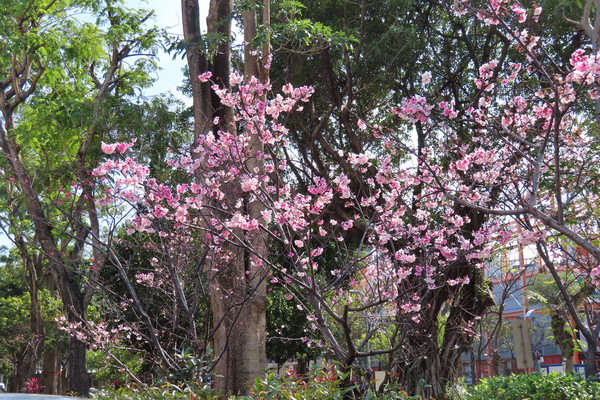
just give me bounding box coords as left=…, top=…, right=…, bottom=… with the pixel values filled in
left=91, top=383, right=215, bottom=400
left=89, top=370, right=430, bottom=400
left=464, top=373, right=600, bottom=400
left=245, top=369, right=352, bottom=400
left=246, top=369, right=431, bottom=400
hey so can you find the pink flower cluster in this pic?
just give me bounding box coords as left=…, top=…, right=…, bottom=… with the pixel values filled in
left=397, top=1, right=600, bottom=290
left=91, top=71, right=499, bottom=329
left=55, top=316, right=143, bottom=350
left=101, top=139, right=137, bottom=155
left=392, top=95, right=433, bottom=124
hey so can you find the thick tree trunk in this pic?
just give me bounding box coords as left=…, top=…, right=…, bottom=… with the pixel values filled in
left=398, top=267, right=493, bottom=400
left=42, top=345, right=63, bottom=395
left=181, top=0, right=213, bottom=140
left=206, top=0, right=234, bottom=132
left=551, top=313, right=576, bottom=373
left=210, top=171, right=268, bottom=395
left=210, top=269, right=267, bottom=394
left=584, top=321, right=600, bottom=378
left=182, top=0, right=269, bottom=395
left=47, top=265, right=89, bottom=396
left=68, top=333, right=89, bottom=396
left=565, top=354, right=575, bottom=373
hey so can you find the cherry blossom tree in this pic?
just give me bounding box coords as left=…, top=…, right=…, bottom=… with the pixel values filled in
left=93, top=65, right=503, bottom=397
left=180, top=0, right=274, bottom=393
left=403, top=0, right=600, bottom=377
left=75, top=0, right=600, bottom=397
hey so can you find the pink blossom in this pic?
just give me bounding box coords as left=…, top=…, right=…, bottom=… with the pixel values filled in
left=241, top=177, right=259, bottom=192
left=100, top=139, right=136, bottom=155
left=392, top=95, right=433, bottom=123
left=510, top=4, right=527, bottom=22
left=348, top=153, right=370, bottom=166
left=455, top=158, right=470, bottom=171
left=89, top=70, right=513, bottom=357
left=101, top=142, right=117, bottom=154
left=310, top=247, right=324, bottom=257
left=198, top=71, right=213, bottom=82
left=422, top=71, right=432, bottom=84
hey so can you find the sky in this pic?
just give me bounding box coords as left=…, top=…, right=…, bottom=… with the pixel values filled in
left=126, top=0, right=210, bottom=100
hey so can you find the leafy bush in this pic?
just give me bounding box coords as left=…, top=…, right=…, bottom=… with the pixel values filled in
left=90, top=368, right=431, bottom=400
left=464, top=373, right=600, bottom=400
left=91, top=384, right=214, bottom=400
left=245, top=369, right=352, bottom=400
left=246, top=369, right=430, bottom=400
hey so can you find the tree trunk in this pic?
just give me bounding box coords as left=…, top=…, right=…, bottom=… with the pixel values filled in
left=67, top=333, right=89, bottom=396
left=181, top=0, right=213, bottom=140
left=585, top=321, right=600, bottom=378
left=182, top=0, right=268, bottom=395
left=551, top=313, right=576, bottom=373
left=206, top=0, right=234, bottom=132
left=42, top=345, right=63, bottom=395
left=399, top=267, right=494, bottom=399
left=210, top=167, right=268, bottom=395
left=210, top=273, right=267, bottom=394
left=565, top=354, right=575, bottom=374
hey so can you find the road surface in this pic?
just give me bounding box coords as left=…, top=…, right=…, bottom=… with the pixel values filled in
left=0, top=395, right=85, bottom=400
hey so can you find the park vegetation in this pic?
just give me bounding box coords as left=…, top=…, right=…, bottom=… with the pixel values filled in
left=0, top=0, right=600, bottom=399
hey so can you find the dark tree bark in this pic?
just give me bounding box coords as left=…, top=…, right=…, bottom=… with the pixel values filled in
left=4, top=228, right=46, bottom=392
left=181, top=0, right=213, bottom=140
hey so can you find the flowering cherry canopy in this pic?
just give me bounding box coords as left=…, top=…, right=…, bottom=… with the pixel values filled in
left=82, top=0, right=600, bottom=376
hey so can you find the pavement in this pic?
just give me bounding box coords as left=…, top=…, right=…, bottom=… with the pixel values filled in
left=0, top=395, right=85, bottom=400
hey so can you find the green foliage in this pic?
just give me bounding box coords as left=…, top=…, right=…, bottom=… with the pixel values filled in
left=528, top=273, right=589, bottom=305
left=464, top=373, right=600, bottom=400
left=0, top=293, right=30, bottom=339
left=0, top=285, right=65, bottom=376
left=0, top=247, right=25, bottom=297
left=168, top=30, right=229, bottom=61
left=90, top=383, right=215, bottom=400
left=0, top=0, right=171, bottom=243
left=81, top=373, right=600, bottom=400
left=526, top=273, right=591, bottom=358
left=246, top=369, right=354, bottom=400
left=167, top=348, right=214, bottom=387
left=266, top=288, right=313, bottom=367
left=265, top=0, right=359, bottom=54
left=87, top=349, right=145, bottom=385
left=89, top=371, right=434, bottom=400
